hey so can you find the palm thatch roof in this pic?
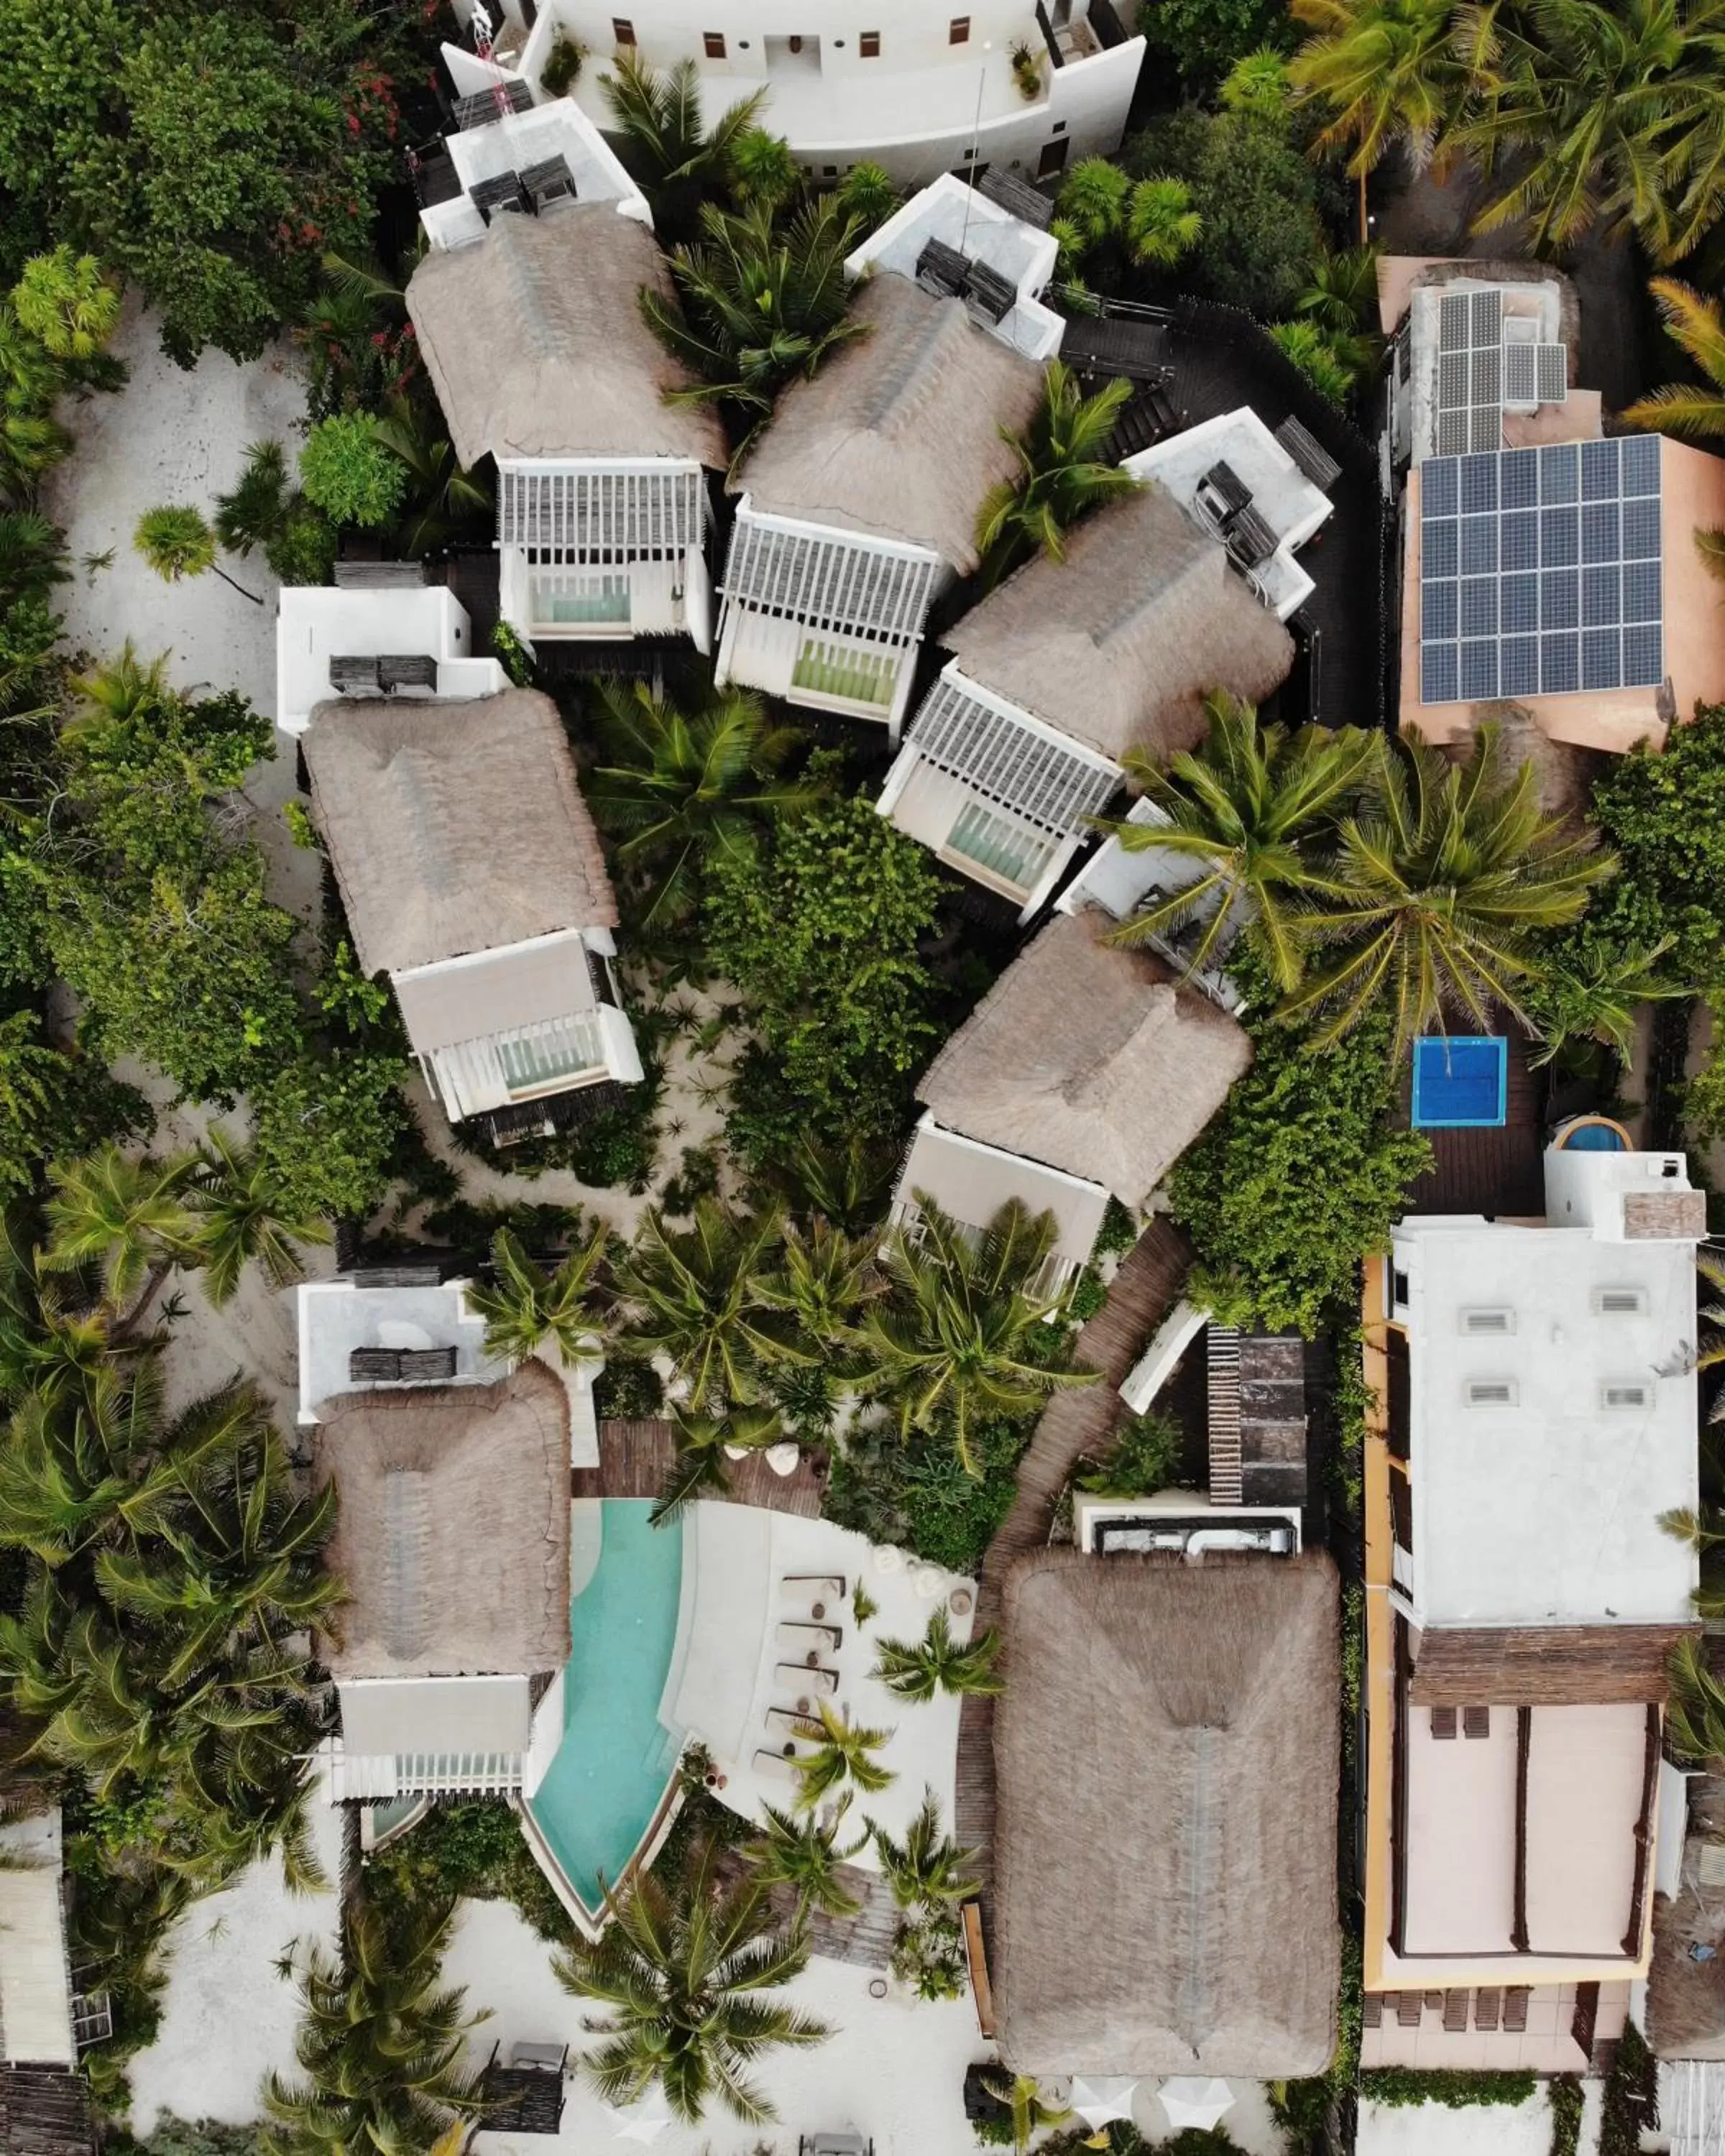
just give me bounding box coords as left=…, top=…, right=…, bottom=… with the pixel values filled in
left=916, top=909, right=1253, bottom=1206
left=302, top=688, right=617, bottom=976
left=312, top=1361, right=571, bottom=1682
left=1446, top=702, right=1604, bottom=836
left=734, top=272, right=1044, bottom=570
left=406, top=208, right=724, bottom=471
left=993, top=1547, right=1340, bottom=2078
left=944, top=482, right=1294, bottom=764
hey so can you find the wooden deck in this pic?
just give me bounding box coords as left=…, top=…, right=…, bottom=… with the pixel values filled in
left=574, top=1420, right=824, bottom=1516
left=953, top=1220, right=1194, bottom=1892
left=1403, top=1028, right=1546, bottom=1218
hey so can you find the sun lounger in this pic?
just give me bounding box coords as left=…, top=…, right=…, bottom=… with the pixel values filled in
left=754, top=1748, right=801, bottom=1787
left=765, top=1707, right=820, bottom=1742
left=776, top=1660, right=837, bottom=1695
left=782, top=1574, right=846, bottom=1596
left=777, top=1622, right=841, bottom=1659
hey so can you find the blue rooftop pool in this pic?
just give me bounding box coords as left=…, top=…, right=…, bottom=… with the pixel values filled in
left=527, top=1501, right=686, bottom=1920
left=1411, top=1035, right=1507, bottom=1129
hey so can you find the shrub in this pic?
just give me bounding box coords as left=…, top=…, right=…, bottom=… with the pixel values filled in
left=364, top=1799, right=571, bottom=1943
left=298, top=413, right=407, bottom=529
left=110, top=2122, right=266, bottom=2156
left=1094, top=1195, right=1141, bottom=1258
left=827, top=1414, right=1029, bottom=1574
left=1548, top=2074, right=1585, bottom=2156
left=1077, top=1409, right=1182, bottom=1498
left=1599, top=2021, right=1657, bottom=2156
left=594, top=1353, right=666, bottom=1421
left=252, top=1046, right=410, bottom=1224
left=540, top=34, right=584, bottom=94
left=890, top=1910, right=967, bottom=2000
left=1066, top=1265, right=1106, bottom=1322
left=1134, top=0, right=1294, bottom=91
left=1361, top=2068, right=1539, bottom=2109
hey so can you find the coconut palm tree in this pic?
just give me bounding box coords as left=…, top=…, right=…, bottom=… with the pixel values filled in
left=746, top=1795, right=868, bottom=1919
left=464, top=1221, right=611, bottom=1370
left=555, top=1833, right=829, bottom=2125
left=1665, top=1634, right=1725, bottom=1764
left=649, top=1402, right=784, bottom=1525
left=1298, top=243, right=1385, bottom=340
left=585, top=678, right=822, bottom=929
left=599, top=53, right=767, bottom=242
left=728, top=124, right=799, bottom=212
left=1124, top=176, right=1203, bottom=268
left=1289, top=0, right=1463, bottom=230
left=1102, top=691, right=1381, bottom=992
left=872, top=1789, right=980, bottom=1915
left=1277, top=722, right=1616, bottom=1052
left=1522, top=936, right=1685, bottom=1068
left=870, top=1606, right=1004, bottom=1702
left=850, top=1198, right=1098, bottom=1476
left=263, top=1894, right=486, bottom=2156
left=1623, top=279, right=1725, bottom=441
left=0, top=510, right=68, bottom=606
left=1453, top=0, right=1725, bottom=262
left=983, top=2073, right=1075, bottom=2156
left=975, top=361, right=1141, bottom=588
left=749, top=1217, right=878, bottom=1362
left=790, top=1699, right=896, bottom=1810
left=183, top=1125, right=331, bottom=1307
left=643, top=195, right=865, bottom=429
left=0, top=1362, right=179, bottom=1564
left=615, top=1201, right=785, bottom=1411
left=836, top=161, right=901, bottom=234
left=372, top=395, right=494, bottom=556
left=42, top=1143, right=201, bottom=1316
left=1057, top=158, right=1132, bottom=252
left=63, top=642, right=172, bottom=739
left=132, top=505, right=262, bottom=604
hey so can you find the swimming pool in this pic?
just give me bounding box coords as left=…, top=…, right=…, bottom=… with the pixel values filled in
left=527, top=1501, right=686, bottom=1922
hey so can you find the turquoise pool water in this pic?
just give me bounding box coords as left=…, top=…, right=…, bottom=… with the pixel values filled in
left=528, top=1501, right=686, bottom=1916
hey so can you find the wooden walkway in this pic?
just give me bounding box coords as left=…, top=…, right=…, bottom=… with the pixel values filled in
left=574, top=1419, right=824, bottom=1516
left=716, top=1851, right=900, bottom=1970
left=954, top=1220, right=1193, bottom=1892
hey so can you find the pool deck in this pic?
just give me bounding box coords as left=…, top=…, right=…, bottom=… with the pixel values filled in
left=1401, top=1026, right=1546, bottom=1218
left=576, top=1419, right=825, bottom=1516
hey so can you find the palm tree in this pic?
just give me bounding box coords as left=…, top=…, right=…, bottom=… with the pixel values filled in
left=213, top=439, right=295, bottom=557
left=183, top=1125, right=331, bottom=1306
left=14, top=246, right=119, bottom=361
left=1124, top=176, right=1203, bottom=268
left=750, top=1217, right=878, bottom=1360
left=983, top=2073, right=1075, bottom=2156
left=1289, top=0, right=1463, bottom=229
left=1299, top=243, right=1384, bottom=341
left=585, top=677, right=822, bottom=929
left=372, top=395, right=493, bottom=555
left=0, top=510, right=68, bottom=606
left=870, top=1606, right=1003, bottom=1702
left=0, top=1362, right=180, bottom=1564
left=600, top=53, right=768, bottom=241
left=1623, top=279, right=1725, bottom=440
left=615, top=1200, right=784, bottom=1411
left=836, top=161, right=901, bottom=234
left=643, top=195, right=865, bottom=430
left=464, top=1221, right=611, bottom=1369
left=650, top=1402, right=783, bottom=1524
left=870, top=1789, right=980, bottom=1911
left=42, top=1143, right=200, bottom=1315
left=132, top=505, right=262, bottom=604
left=851, top=1198, right=1098, bottom=1475
left=746, top=1795, right=868, bottom=1919
left=1453, top=0, right=1725, bottom=262
left=1057, top=157, right=1132, bottom=253
left=555, top=1833, right=829, bottom=2125
left=1666, top=1634, right=1725, bottom=1764
left=1522, top=936, right=1685, bottom=1067
left=262, top=1895, right=486, bottom=2156
left=1102, top=691, right=1380, bottom=992
left=1277, top=722, right=1616, bottom=1052
left=975, top=361, right=1140, bottom=589
left=790, top=1699, right=896, bottom=1810
left=728, top=124, right=800, bottom=212
left=64, top=642, right=172, bottom=739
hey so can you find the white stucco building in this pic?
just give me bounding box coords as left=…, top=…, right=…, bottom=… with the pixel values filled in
left=441, top=0, right=1145, bottom=190
left=275, top=581, right=506, bottom=735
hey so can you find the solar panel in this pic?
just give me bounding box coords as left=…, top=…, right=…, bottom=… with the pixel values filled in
left=1503, top=344, right=1537, bottom=406
left=1420, top=445, right=1663, bottom=703
left=1433, top=293, right=1504, bottom=459
left=1536, top=344, right=1568, bottom=402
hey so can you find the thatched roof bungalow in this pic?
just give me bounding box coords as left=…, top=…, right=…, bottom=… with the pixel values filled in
left=992, top=1547, right=1341, bottom=2078
left=302, top=688, right=643, bottom=1133
left=716, top=272, right=1046, bottom=732
left=915, top=908, right=1252, bottom=1210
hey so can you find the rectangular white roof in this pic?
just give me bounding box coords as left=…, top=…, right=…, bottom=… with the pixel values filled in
left=338, top=1673, right=532, bottom=1760
left=296, top=1278, right=506, bottom=1424
left=275, top=584, right=505, bottom=734
left=0, top=1808, right=73, bottom=2069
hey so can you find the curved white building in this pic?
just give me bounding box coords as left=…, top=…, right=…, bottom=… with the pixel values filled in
left=443, top=0, right=1144, bottom=189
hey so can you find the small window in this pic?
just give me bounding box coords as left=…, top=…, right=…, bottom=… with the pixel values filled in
left=1460, top=1307, right=1514, bottom=1335
left=1594, top=1286, right=1648, bottom=1316
left=1392, top=1267, right=1410, bottom=1309
left=703, top=29, right=725, bottom=57
left=1430, top=1706, right=1457, bottom=1740
left=1601, top=1380, right=1650, bottom=1409
left=822, top=165, right=838, bottom=177
left=860, top=29, right=880, bottom=56
left=1463, top=1705, right=1491, bottom=1741
left=1052, top=119, right=1067, bottom=134
left=950, top=15, right=971, bottom=42
left=1466, top=1379, right=1517, bottom=1407
left=613, top=17, right=635, bottom=45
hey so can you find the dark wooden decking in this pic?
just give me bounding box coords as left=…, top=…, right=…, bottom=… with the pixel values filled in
left=954, top=1220, right=1193, bottom=1892
left=574, top=1419, right=824, bottom=1516
left=1402, top=1028, right=1546, bottom=1218
left=716, top=1850, right=899, bottom=1969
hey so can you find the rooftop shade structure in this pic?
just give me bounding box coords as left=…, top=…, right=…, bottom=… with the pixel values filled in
left=1411, top=1036, right=1508, bottom=1129
left=1419, top=435, right=1663, bottom=705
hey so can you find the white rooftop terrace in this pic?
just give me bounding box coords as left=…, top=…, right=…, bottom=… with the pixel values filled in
left=1392, top=1146, right=1702, bottom=1630
left=847, top=175, right=1064, bottom=361
left=1123, top=407, right=1333, bottom=621
left=275, top=584, right=505, bottom=734
left=296, top=1277, right=505, bottom=1425
left=421, top=96, right=649, bottom=250
left=1056, top=796, right=1248, bottom=1013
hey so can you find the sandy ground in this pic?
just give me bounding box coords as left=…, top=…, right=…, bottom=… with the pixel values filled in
left=126, top=1776, right=346, bottom=2137
left=1358, top=2081, right=1604, bottom=2156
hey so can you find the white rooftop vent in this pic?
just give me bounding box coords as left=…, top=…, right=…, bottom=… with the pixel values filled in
left=1466, top=1378, right=1517, bottom=1406
left=1593, top=1286, right=1649, bottom=1317
left=1601, top=1380, right=1651, bottom=1409
left=1460, top=1307, right=1515, bottom=1335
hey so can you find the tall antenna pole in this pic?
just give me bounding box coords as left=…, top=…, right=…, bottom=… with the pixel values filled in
left=960, top=43, right=993, bottom=252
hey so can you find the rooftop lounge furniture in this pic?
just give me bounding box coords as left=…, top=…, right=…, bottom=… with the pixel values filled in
left=346, top=1345, right=460, bottom=1384
left=777, top=1621, right=842, bottom=1659
left=776, top=1659, right=838, bottom=1695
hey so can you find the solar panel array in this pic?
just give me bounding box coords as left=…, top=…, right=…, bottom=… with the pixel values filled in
left=1501, top=341, right=1568, bottom=409
left=1436, top=289, right=1504, bottom=458
left=1419, top=435, right=1664, bottom=705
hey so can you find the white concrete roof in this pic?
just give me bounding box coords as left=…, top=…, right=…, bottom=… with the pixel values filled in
left=1392, top=1151, right=1701, bottom=1629
left=0, top=1808, right=73, bottom=2068
left=295, top=1279, right=506, bottom=1424
left=897, top=1115, right=1109, bottom=1268
left=421, top=96, right=650, bottom=249
left=846, top=174, right=1064, bottom=361
left=339, top=1673, right=533, bottom=1759
left=275, top=584, right=505, bottom=734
